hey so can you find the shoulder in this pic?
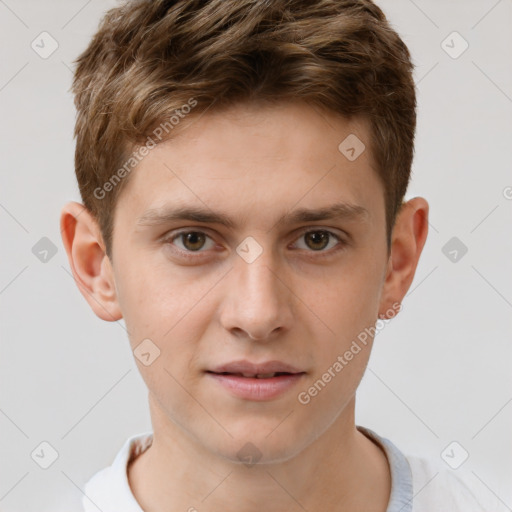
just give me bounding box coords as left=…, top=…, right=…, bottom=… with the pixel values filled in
left=358, top=426, right=508, bottom=512
left=82, top=432, right=153, bottom=512
left=406, top=454, right=508, bottom=512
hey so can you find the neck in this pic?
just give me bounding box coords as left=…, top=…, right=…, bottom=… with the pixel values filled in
left=128, top=395, right=391, bottom=512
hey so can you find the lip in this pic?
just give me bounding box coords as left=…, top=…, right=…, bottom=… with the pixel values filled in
left=208, top=359, right=303, bottom=375
left=206, top=373, right=306, bottom=401
left=205, top=360, right=306, bottom=401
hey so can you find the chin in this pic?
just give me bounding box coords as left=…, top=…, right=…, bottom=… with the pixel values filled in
left=205, top=426, right=309, bottom=466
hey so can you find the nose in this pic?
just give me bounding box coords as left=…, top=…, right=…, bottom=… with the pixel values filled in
left=219, top=256, right=293, bottom=341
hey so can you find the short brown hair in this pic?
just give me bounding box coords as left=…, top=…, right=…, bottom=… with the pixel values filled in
left=71, top=0, right=416, bottom=259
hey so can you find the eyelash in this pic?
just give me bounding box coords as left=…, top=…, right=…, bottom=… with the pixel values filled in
left=163, top=228, right=347, bottom=261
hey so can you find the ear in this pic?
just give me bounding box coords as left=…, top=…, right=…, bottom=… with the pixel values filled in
left=60, top=201, right=122, bottom=322
left=378, top=197, right=429, bottom=319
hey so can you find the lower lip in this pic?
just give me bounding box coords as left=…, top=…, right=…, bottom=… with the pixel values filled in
left=206, top=372, right=305, bottom=401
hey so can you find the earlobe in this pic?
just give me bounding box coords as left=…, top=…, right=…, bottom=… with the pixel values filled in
left=378, top=197, right=429, bottom=319
left=60, top=201, right=122, bottom=322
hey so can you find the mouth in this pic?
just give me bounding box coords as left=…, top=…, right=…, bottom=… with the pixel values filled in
left=204, top=361, right=306, bottom=401
left=206, top=371, right=302, bottom=379
left=207, top=359, right=304, bottom=376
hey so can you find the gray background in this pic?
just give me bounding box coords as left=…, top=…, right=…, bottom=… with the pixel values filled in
left=1, top=0, right=511, bottom=511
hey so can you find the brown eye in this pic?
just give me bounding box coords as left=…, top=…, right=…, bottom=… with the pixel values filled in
left=172, top=231, right=215, bottom=252
left=181, top=232, right=206, bottom=251
left=292, top=229, right=342, bottom=253
left=304, top=231, right=331, bottom=250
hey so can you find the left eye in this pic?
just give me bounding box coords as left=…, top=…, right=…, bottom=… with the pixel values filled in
left=171, top=231, right=216, bottom=252
left=293, top=230, right=340, bottom=251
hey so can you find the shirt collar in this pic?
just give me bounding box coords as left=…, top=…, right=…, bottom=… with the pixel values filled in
left=84, top=426, right=413, bottom=512
left=357, top=425, right=413, bottom=512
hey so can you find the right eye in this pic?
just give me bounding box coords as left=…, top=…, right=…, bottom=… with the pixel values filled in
left=169, top=231, right=217, bottom=253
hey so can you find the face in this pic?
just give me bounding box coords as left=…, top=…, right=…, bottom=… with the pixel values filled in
left=109, top=101, right=391, bottom=463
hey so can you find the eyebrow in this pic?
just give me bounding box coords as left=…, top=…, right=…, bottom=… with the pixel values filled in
left=136, top=201, right=369, bottom=229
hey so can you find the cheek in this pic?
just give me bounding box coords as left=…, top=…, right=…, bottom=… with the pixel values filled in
left=114, top=254, right=212, bottom=341
left=294, top=340, right=371, bottom=443
left=130, top=315, right=206, bottom=413
left=299, top=256, right=382, bottom=392
left=122, top=274, right=213, bottom=385
left=297, top=276, right=376, bottom=411
left=305, top=261, right=383, bottom=336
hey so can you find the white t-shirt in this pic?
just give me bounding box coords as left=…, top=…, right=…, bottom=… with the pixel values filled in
left=82, top=426, right=506, bottom=511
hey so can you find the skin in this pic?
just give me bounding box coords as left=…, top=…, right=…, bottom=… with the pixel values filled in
left=61, top=101, right=429, bottom=512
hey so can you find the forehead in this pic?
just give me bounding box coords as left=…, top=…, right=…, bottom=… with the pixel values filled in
left=154, top=100, right=374, bottom=169
left=116, top=101, right=382, bottom=228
